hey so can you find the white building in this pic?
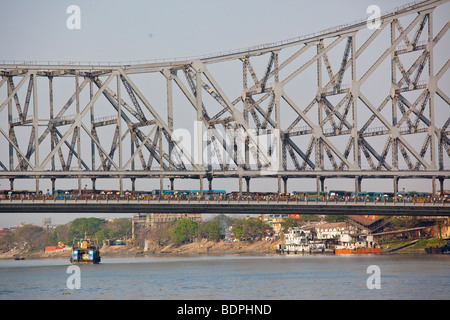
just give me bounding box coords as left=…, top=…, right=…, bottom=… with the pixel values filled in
left=315, top=222, right=352, bottom=240
left=283, top=227, right=332, bottom=253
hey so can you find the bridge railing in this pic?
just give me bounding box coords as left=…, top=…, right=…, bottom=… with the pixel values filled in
left=0, top=195, right=447, bottom=207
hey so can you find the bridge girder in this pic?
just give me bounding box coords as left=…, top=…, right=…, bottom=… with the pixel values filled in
left=0, top=0, right=449, bottom=193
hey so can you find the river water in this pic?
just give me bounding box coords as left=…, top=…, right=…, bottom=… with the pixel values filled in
left=0, top=254, right=448, bottom=300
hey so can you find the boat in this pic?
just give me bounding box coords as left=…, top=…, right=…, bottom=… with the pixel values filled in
left=70, top=238, right=101, bottom=264
left=334, top=247, right=381, bottom=254
left=333, top=232, right=381, bottom=254
left=280, top=227, right=334, bottom=254
left=425, top=238, right=450, bottom=254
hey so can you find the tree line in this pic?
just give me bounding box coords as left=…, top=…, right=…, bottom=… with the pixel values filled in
left=0, top=214, right=352, bottom=254
left=0, top=217, right=131, bottom=253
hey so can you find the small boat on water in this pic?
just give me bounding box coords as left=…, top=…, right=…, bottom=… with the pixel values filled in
left=425, top=238, right=450, bottom=254
left=70, top=238, right=101, bottom=264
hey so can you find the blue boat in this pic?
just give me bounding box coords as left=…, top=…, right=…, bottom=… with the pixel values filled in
left=70, top=238, right=101, bottom=264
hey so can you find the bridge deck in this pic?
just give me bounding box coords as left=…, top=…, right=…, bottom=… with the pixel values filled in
left=1, top=199, right=448, bottom=216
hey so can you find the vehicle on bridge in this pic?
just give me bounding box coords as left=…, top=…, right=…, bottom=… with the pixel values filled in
left=1, top=188, right=447, bottom=203
left=292, top=191, right=327, bottom=201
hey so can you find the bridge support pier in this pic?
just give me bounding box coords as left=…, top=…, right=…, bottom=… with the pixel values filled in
left=283, top=177, right=288, bottom=194
left=91, top=178, right=96, bottom=191
left=355, top=176, right=362, bottom=194
left=394, top=176, right=399, bottom=198
left=439, top=177, right=445, bottom=193
left=170, top=178, right=174, bottom=191
left=245, top=177, right=250, bottom=192
left=432, top=176, right=436, bottom=195
left=199, top=176, right=203, bottom=196
left=316, top=176, right=325, bottom=195
left=9, top=178, right=14, bottom=190
left=51, top=178, right=56, bottom=194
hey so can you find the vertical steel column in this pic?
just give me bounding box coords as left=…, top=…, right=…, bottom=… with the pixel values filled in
left=32, top=72, right=39, bottom=192
left=90, top=80, right=95, bottom=171
left=273, top=51, right=282, bottom=174
left=427, top=12, right=437, bottom=169
left=316, top=41, right=324, bottom=171
left=167, top=71, right=174, bottom=170
left=7, top=76, right=13, bottom=170
left=243, top=58, right=250, bottom=170
left=75, top=73, right=81, bottom=193
left=49, top=77, right=55, bottom=172
left=195, top=67, right=203, bottom=168
left=391, top=20, right=399, bottom=170
left=351, top=36, right=360, bottom=169
left=117, top=74, right=123, bottom=194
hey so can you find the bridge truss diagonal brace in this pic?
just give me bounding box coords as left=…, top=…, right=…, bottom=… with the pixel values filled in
left=358, top=93, right=434, bottom=170
left=37, top=72, right=116, bottom=171
left=118, top=69, right=201, bottom=171
left=191, top=60, right=273, bottom=168
left=281, top=92, right=355, bottom=170
left=0, top=71, right=32, bottom=114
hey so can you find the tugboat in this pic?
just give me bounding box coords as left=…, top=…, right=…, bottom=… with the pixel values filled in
left=70, top=237, right=101, bottom=264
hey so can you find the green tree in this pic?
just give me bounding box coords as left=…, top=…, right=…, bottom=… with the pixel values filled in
left=391, top=217, right=419, bottom=229
left=325, top=215, right=346, bottom=223
left=47, top=224, right=70, bottom=246
left=232, top=218, right=269, bottom=241
left=199, top=220, right=222, bottom=241
left=168, top=219, right=199, bottom=245
left=281, top=217, right=298, bottom=233
left=15, top=224, right=48, bottom=251
left=67, top=217, right=103, bottom=244
left=301, top=214, right=320, bottom=221
left=106, top=218, right=132, bottom=237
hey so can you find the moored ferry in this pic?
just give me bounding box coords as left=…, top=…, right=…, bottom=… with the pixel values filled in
left=70, top=238, right=101, bottom=264
left=334, top=247, right=381, bottom=254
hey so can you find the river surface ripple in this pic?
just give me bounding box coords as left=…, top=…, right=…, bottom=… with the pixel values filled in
left=0, top=254, right=448, bottom=300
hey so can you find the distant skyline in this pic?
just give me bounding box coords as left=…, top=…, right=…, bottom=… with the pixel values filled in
left=0, top=0, right=448, bottom=227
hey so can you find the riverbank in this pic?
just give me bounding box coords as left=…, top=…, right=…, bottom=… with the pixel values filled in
left=1, top=237, right=442, bottom=260
left=0, top=239, right=282, bottom=260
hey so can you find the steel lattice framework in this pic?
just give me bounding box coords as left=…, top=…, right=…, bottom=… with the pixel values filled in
left=0, top=0, right=449, bottom=195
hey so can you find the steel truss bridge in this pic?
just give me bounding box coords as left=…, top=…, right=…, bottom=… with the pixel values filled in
left=1, top=0, right=449, bottom=213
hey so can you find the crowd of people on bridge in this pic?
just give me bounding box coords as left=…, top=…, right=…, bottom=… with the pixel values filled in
left=1, top=188, right=448, bottom=203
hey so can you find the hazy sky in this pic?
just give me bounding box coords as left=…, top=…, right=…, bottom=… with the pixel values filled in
left=0, top=0, right=448, bottom=227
